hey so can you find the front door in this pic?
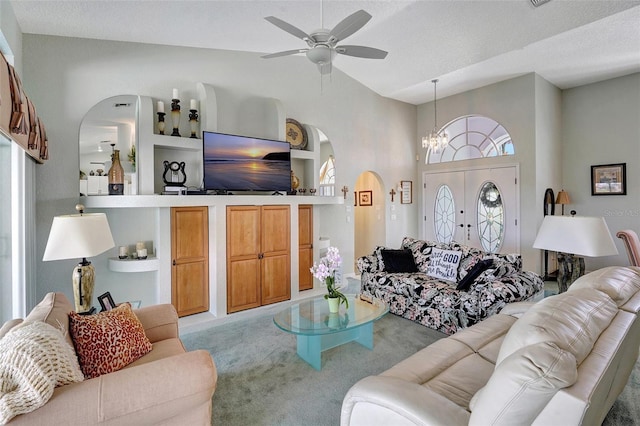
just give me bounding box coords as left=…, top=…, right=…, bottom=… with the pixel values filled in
left=423, top=166, right=519, bottom=253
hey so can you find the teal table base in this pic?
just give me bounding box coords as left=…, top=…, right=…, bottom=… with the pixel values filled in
left=296, top=322, right=374, bottom=370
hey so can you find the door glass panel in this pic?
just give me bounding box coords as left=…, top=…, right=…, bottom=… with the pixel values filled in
left=434, top=185, right=455, bottom=243
left=427, top=115, right=514, bottom=164
left=477, top=181, right=504, bottom=253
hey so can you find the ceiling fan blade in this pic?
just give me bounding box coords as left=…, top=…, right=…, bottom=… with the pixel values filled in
left=261, top=49, right=308, bottom=59
left=264, top=16, right=311, bottom=41
left=317, top=62, right=332, bottom=75
left=329, top=10, right=372, bottom=43
left=336, top=45, right=388, bottom=59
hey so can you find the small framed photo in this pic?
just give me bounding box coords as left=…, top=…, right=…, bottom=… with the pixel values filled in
left=358, top=190, right=373, bottom=206
left=400, top=180, right=413, bottom=204
left=98, top=292, right=116, bottom=312
left=591, top=163, right=626, bottom=196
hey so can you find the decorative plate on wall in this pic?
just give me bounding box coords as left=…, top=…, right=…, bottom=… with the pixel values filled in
left=286, top=118, right=308, bottom=150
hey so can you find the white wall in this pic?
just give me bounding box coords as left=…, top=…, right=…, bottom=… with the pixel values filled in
left=22, top=35, right=417, bottom=304
left=417, top=74, right=542, bottom=271
left=562, top=73, right=640, bottom=270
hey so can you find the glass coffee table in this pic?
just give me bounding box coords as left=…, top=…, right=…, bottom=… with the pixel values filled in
left=273, top=294, right=388, bottom=370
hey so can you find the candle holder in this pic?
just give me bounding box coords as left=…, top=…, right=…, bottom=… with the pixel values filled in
left=171, top=99, right=181, bottom=137
left=157, top=112, right=166, bottom=135
left=189, top=109, right=199, bottom=139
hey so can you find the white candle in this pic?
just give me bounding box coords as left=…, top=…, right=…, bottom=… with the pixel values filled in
left=190, top=99, right=197, bottom=110
left=136, top=241, right=145, bottom=250
left=157, top=101, right=164, bottom=113
left=137, top=248, right=147, bottom=258
left=172, top=88, right=179, bottom=99
left=119, top=246, right=128, bottom=257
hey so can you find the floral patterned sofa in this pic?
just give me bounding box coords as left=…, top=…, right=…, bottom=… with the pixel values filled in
left=357, top=237, right=544, bottom=335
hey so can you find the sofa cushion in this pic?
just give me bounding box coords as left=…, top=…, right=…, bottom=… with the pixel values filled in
left=457, top=258, right=493, bottom=291
left=69, top=303, right=153, bottom=379
left=569, top=266, right=640, bottom=308
left=469, top=341, right=578, bottom=426
left=0, top=321, right=84, bottom=424
left=426, top=248, right=461, bottom=282
left=496, top=288, right=618, bottom=366
left=380, top=249, right=418, bottom=273
left=402, top=237, right=450, bottom=272
left=21, top=292, right=74, bottom=349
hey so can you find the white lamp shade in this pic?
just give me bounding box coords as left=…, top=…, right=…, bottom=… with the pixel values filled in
left=533, top=215, right=618, bottom=257
left=43, top=213, right=115, bottom=261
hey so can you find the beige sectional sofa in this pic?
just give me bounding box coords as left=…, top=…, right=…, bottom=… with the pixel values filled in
left=0, top=293, right=217, bottom=425
left=341, top=266, right=640, bottom=425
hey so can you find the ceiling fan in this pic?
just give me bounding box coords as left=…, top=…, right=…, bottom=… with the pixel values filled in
left=261, top=9, right=388, bottom=75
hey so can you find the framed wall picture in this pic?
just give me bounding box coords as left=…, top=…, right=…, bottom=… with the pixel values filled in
left=98, top=291, right=116, bottom=312
left=591, top=163, right=626, bottom=195
left=359, top=190, right=373, bottom=206
left=400, top=180, right=413, bottom=204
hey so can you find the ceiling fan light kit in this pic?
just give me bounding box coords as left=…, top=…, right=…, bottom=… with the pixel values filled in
left=262, top=9, right=387, bottom=75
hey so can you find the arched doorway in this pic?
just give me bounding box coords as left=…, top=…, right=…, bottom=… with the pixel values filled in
left=354, top=171, right=385, bottom=269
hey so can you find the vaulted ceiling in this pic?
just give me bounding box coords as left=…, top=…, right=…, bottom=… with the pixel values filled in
left=10, top=0, right=640, bottom=105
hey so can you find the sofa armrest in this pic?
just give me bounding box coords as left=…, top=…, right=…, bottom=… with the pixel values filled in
left=10, top=349, right=217, bottom=425
left=133, top=304, right=179, bottom=343
left=0, top=318, right=23, bottom=339
left=500, top=301, right=537, bottom=317
left=357, top=255, right=379, bottom=274
left=341, top=376, right=470, bottom=426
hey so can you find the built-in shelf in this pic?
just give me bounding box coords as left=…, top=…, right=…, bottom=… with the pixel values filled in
left=81, top=194, right=344, bottom=208
left=290, top=149, right=315, bottom=160
left=150, top=133, right=201, bottom=151
left=108, top=256, right=160, bottom=272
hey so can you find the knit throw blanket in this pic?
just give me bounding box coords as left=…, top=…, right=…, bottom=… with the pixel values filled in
left=0, top=321, right=84, bottom=424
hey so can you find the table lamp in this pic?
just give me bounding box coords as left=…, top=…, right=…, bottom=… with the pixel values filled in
left=43, top=204, right=115, bottom=314
left=555, top=190, right=570, bottom=215
left=533, top=214, right=618, bottom=292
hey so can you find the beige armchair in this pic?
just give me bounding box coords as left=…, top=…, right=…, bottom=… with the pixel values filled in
left=617, top=229, right=640, bottom=266
left=1, top=293, right=217, bottom=425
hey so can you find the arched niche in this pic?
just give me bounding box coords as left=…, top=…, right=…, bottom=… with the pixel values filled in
left=79, top=95, right=138, bottom=195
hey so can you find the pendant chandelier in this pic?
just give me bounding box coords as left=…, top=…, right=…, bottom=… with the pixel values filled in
left=422, top=79, right=449, bottom=153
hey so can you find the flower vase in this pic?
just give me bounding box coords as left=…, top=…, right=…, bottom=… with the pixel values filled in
left=328, top=297, right=340, bottom=313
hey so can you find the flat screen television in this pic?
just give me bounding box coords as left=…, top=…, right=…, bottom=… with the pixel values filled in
left=202, top=131, right=291, bottom=192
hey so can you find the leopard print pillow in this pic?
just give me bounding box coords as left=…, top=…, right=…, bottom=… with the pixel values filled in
left=69, top=303, right=152, bottom=379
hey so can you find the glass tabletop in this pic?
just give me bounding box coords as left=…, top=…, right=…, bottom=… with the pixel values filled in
left=273, top=294, right=388, bottom=336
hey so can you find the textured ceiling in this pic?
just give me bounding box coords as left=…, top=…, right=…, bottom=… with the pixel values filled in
left=10, top=0, right=640, bottom=105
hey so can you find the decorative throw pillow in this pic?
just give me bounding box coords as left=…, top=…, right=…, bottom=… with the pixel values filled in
left=380, top=249, right=418, bottom=273
left=0, top=321, right=84, bottom=424
left=426, top=248, right=462, bottom=282
left=456, top=258, right=494, bottom=291
left=69, top=303, right=152, bottom=379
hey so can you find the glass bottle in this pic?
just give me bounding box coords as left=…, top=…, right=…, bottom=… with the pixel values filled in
left=108, top=149, right=124, bottom=195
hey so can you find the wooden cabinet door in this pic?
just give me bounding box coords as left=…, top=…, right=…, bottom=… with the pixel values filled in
left=226, top=206, right=261, bottom=313
left=298, top=205, right=313, bottom=291
left=260, top=205, right=290, bottom=305
left=171, top=206, right=209, bottom=317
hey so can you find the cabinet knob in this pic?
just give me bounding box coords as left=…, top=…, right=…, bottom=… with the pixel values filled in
left=172, top=259, right=176, bottom=266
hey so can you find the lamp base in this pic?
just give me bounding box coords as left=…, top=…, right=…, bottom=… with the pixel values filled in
left=72, top=260, right=95, bottom=313
left=557, top=253, right=585, bottom=293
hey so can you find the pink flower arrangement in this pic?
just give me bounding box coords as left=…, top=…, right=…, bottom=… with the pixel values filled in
left=310, top=247, right=348, bottom=308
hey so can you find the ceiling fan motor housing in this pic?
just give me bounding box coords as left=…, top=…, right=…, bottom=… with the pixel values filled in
left=306, top=45, right=335, bottom=65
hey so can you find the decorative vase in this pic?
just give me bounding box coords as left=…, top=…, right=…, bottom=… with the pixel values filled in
left=108, top=149, right=124, bottom=195
left=327, top=296, right=340, bottom=313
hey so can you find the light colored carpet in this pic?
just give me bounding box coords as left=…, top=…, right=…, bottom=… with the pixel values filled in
left=182, top=311, right=445, bottom=425
left=182, top=302, right=640, bottom=425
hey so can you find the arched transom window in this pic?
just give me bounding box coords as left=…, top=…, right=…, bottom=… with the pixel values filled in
left=427, top=115, right=514, bottom=164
